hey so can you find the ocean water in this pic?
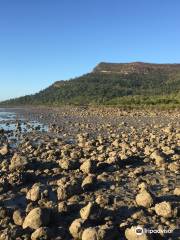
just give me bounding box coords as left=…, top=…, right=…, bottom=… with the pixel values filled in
left=0, top=109, right=17, bottom=121
left=0, top=109, right=48, bottom=132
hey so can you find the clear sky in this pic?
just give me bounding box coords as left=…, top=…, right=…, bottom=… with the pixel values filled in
left=0, top=0, right=180, bottom=100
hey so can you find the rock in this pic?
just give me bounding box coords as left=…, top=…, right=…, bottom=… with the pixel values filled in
left=98, top=224, right=118, bottom=240
left=0, top=207, right=7, bottom=220
left=81, top=174, right=96, bottom=191
left=125, top=226, right=150, bottom=240
left=58, top=201, right=68, bottom=213
left=95, top=195, right=110, bottom=207
left=0, top=145, right=9, bottom=156
left=59, top=158, right=80, bottom=170
left=112, top=139, right=119, bottom=147
left=13, top=209, right=24, bottom=226
left=80, top=160, right=96, bottom=174
left=7, top=171, right=28, bottom=186
left=69, top=218, right=86, bottom=239
left=31, top=227, right=53, bottom=240
left=23, top=207, right=50, bottom=230
left=131, top=210, right=144, bottom=220
left=150, top=150, right=165, bottom=166
left=135, top=190, right=153, bottom=208
left=82, top=227, right=98, bottom=240
left=171, top=154, right=180, bottom=161
left=174, top=187, right=180, bottom=196
left=57, top=180, right=81, bottom=200
left=26, top=183, right=42, bottom=201
left=9, top=153, right=28, bottom=171
left=138, top=182, right=148, bottom=191
left=155, top=202, right=173, bottom=218
left=57, top=186, right=69, bottom=201
left=26, top=183, right=49, bottom=202
left=144, top=146, right=151, bottom=156
left=168, top=162, right=179, bottom=172
left=80, top=202, right=101, bottom=220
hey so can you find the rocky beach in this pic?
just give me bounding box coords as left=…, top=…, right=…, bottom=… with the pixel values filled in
left=0, top=107, right=179, bottom=240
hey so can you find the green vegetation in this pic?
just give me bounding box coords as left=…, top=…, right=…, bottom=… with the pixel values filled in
left=1, top=62, right=180, bottom=108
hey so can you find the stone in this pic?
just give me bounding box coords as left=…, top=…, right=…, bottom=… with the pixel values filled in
left=150, top=150, right=165, bottom=166
left=57, top=185, right=69, bottom=201
left=31, top=227, right=53, bottom=240
left=59, top=158, right=80, bottom=170
left=112, top=139, right=119, bottom=147
left=138, top=182, right=148, bottom=191
left=171, top=154, right=180, bottom=161
left=135, top=190, right=153, bottom=208
left=26, top=183, right=42, bottom=202
left=13, top=209, right=24, bottom=226
left=82, top=227, right=98, bottom=240
left=98, top=224, right=118, bottom=240
left=131, top=210, right=144, bottom=220
left=69, top=218, right=86, bottom=239
left=174, top=187, right=180, bottom=196
left=80, top=160, right=96, bottom=174
left=26, top=183, right=49, bottom=202
left=95, top=195, right=110, bottom=207
left=155, top=202, right=173, bottom=218
left=125, top=226, right=150, bottom=240
left=57, top=180, right=81, bottom=200
left=23, top=207, right=50, bottom=230
left=58, top=201, right=68, bottom=213
left=168, top=162, right=179, bottom=172
left=0, top=145, right=9, bottom=156
left=9, top=153, right=28, bottom=171
left=80, top=202, right=101, bottom=220
left=81, top=174, right=96, bottom=191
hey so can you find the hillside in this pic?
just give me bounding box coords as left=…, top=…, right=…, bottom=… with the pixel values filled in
left=1, top=62, right=180, bottom=107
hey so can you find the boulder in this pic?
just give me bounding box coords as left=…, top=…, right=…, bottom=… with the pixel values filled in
left=69, top=218, right=86, bottom=239
left=13, top=209, right=25, bottom=226
left=59, top=158, right=80, bottom=170
left=136, top=190, right=153, bottom=208
left=155, top=202, right=173, bottom=218
left=0, top=145, right=9, bottom=156
left=98, top=224, right=119, bottom=240
left=9, top=153, right=28, bottom=171
left=26, top=183, right=53, bottom=202
left=174, top=187, right=180, bottom=196
left=80, top=160, right=96, bottom=174
left=150, top=150, right=165, bottom=166
left=82, top=227, right=98, bottom=240
left=81, top=174, right=96, bottom=191
left=31, top=227, right=53, bottom=240
left=80, top=202, right=101, bottom=220
left=23, top=207, right=50, bottom=230
left=125, top=226, right=150, bottom=240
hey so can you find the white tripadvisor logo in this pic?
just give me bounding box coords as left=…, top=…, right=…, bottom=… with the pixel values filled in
left=135, top=226, right=144, bottom=235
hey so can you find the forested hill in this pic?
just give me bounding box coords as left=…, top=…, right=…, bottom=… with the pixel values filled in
left=1, top=62, right=180, bottom=107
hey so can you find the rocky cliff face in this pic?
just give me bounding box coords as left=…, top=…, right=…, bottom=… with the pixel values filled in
left=93, top=62, right=180, bottom=75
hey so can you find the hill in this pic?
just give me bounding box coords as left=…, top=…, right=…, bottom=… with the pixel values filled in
left=1, top=62, right=180, bottom=107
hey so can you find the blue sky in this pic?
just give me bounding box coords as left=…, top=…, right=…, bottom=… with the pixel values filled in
left=0, top=0, right=180, bottom=100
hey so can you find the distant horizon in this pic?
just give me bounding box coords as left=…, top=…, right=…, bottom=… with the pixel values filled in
left=0, top=0, right=180, bottom=100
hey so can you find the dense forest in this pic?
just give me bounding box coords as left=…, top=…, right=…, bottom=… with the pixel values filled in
left=1, top=62, right=180, bottom=108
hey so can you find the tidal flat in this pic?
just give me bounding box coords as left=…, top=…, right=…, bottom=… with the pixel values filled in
left=0, top=106, right=179, bottom=239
